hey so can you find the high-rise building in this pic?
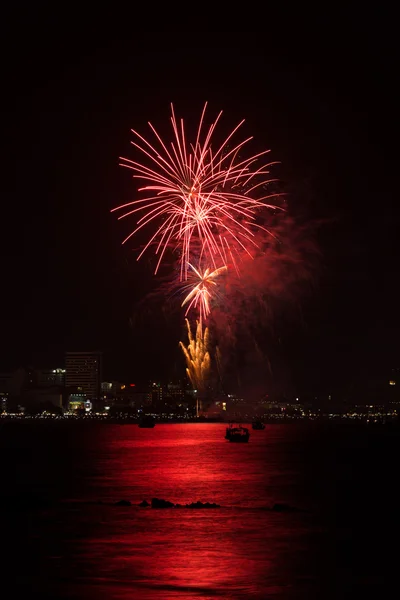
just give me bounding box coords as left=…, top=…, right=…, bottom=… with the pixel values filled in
left=166, top=382, right=185, bottom=403
left=65, top=352, right=102, bottom=399
left=149, top=381, right=163, bottom=409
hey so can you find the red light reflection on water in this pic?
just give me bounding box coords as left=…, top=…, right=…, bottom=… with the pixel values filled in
left=91, top=423, right=275, bottom=507
left=3, top=420, right=394, bottom=598
left=75, top=507, right=295, bottom=599
left=60, top=424, right=319, bottom=599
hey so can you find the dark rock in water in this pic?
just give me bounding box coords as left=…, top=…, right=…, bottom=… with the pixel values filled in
left=151, top=497, right=175, bottom=508
left=114, top=499, right=132, bottom=506
left=138, top=498, right=222, bottom=508
left=185, top=501, right=221, bottom=509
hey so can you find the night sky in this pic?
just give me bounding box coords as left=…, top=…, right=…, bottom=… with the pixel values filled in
left=1, top=29, right=398, bottom=396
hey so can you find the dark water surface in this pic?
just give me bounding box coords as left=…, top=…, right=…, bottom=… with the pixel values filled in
left=1, top=422, right=399, bottom=598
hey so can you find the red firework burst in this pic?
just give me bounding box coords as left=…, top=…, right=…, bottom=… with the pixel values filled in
left=112, top=103, right=283, bottom=283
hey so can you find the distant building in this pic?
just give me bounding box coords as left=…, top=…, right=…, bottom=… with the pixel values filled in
left=166, top=382, right=185, bottom=403
left=101, top=381, right=114, bottom=395
left=36, top=368, right=66, bottom=388
left=129, top=392, right=148, bottom=409
left=67, top=388, right=87, bottom=411
left=65, top=351, right=102, bottom=399
left=205, top=398, right=227, bottom=417
left=101, top=381, right=126, bottom=398
left=0, top=392, right=7, bottom=412
left=149, top=382, right=163, bottom=409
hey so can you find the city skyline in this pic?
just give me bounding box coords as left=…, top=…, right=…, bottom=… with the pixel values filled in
left=1, top=354, right=398, bottom=409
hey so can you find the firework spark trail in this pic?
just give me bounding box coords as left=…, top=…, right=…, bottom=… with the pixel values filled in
left=181, top=263, right=227, bottom=326
left=112, top=103, right=283, bottom=280
left=179, top=319, right=210, bottom=394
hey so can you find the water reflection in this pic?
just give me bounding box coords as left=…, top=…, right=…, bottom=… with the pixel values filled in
left=2, top=422, right=398, bottom=598
left=60, top=424, right=322, bottom=598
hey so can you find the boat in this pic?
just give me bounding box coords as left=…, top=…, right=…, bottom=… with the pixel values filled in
left=138, top=415, right=156, bottom=428
left=252, top=419, right=265, bottom=430
left=225, top=423, right=250, bottom=443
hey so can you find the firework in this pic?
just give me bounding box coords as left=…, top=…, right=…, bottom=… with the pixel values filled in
left=181, top=263, right=227, bottom=325
left=113, top=105, right=309, bottom=404
left=179, top=319, right=210, bottom=395
left=112, top=103, right=282, bottom=280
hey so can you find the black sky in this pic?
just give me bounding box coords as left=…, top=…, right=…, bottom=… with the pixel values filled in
left=1, top=28, right=398, bottom=395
